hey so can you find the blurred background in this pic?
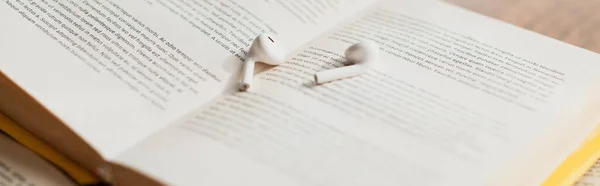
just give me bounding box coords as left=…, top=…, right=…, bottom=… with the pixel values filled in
left=450, top=0, right=600, bottom=53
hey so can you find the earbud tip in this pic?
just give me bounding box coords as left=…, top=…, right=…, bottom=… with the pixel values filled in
left=345, top=40, right=379, bottom=63
left=314, top=74, right=321, bottom=85
left=239, top=83, right=250, bottom=91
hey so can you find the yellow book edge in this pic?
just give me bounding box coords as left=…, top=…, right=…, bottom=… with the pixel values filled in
left=0, top=112, right=100, bottom=185
left=543, top=123, right=600, bottom=186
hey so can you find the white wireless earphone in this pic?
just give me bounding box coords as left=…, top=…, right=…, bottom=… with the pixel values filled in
left=239, top=33, right=286, bottom=91
left=314, top=40, right=379, bottom=84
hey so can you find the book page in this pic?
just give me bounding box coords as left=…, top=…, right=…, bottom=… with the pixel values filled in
left=114, top=1, right=600, bottom=186
left=0, top=0, right=376, bottom=157
left=0, top=133, right=77, bottom=186
left=577, top=160, right=600, bottom=186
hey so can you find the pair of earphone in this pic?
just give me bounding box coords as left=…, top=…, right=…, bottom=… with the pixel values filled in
left=239, top=33, right=379, bottom=91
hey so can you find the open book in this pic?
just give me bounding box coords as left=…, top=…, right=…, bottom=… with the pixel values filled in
left=1, top=0, right=600, bottom=185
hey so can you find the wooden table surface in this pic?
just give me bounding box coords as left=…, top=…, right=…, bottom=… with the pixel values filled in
left=447, top=0, right=600, bottom=53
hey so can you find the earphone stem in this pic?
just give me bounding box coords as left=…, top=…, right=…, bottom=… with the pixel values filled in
left=314, top=65, right=368, bottom=85
left=240, top=59, right=255, bottom=91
